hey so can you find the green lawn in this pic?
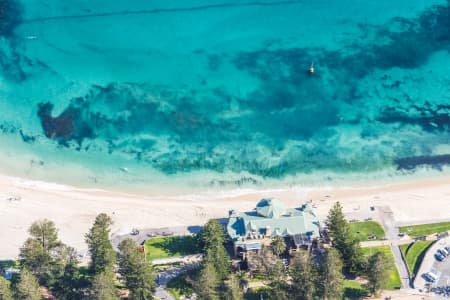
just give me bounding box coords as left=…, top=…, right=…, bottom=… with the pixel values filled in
left=144, top=235, right=200, bottom=261
left=343, top=280, right=369, bottom=299
left=399, top=222, right=450, bottom=238
left=362, top=246, right=401, bottom=290
left=349, top=221, right=386, bottom=241
left=400, top=241, right=434, bottom=276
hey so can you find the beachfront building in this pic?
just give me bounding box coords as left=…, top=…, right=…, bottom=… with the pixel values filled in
left=227, top=198, right=320, bottom=257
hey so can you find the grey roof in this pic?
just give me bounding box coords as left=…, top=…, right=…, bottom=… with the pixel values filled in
left=256, top=198, right=286, bottom=218
left=227, top=199, right=320, bottom=241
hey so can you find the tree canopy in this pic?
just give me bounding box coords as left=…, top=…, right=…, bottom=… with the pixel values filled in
left=224, top=275, right=243, bottom=300
left=19, top=219, right=65, bottom=285
left=326, top=202, right=363, bottom=274
left=271, top=236, right=286, bottom=257
left=91, top=270, right=119, bottom=300
left=15, top=269, right=41, bottom=300
left=198, top=219, right=230, bottom=280
left=317, top=248, right=344, bottom=300
left=118, top=238, right=156, bottom=299
left=0, top=276, right=13, bottom=300
left=85, top=213, right=116, bottom=275
left=193, top=261, right=220, bottom=300
left=289, top=251, right=316, bottom=300
left=198, top=219, right=226, bottom=251
left=367, top=251, right=389, bottom=295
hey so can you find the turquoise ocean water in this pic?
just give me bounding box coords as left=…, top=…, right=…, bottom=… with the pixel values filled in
left=0, top=0, right=449, bottom=194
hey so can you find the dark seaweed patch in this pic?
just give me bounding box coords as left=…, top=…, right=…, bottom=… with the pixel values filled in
left=0, top=45, right=27, bottom=82
left=377, top=105, right=450, bottom=132
left=19, top=130, right=36, bottom=143
left=395, top=154, right=450, bottom=170
left=37, top=101, right=94, bottom=146
left=0, top=0, right=23, bottom=37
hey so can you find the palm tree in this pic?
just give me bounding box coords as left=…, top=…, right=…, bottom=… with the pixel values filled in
left=271, top=236, right=286, bottom=257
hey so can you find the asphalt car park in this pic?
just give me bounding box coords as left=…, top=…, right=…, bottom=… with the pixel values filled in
left=422, top=243, right=450, bottom=291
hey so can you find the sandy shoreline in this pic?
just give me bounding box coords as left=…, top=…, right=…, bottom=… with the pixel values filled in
left=1, top=173, right=450, bottom=260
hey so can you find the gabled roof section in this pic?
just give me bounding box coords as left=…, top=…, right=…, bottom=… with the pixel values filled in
left=255, top=198, right=286, bottom=218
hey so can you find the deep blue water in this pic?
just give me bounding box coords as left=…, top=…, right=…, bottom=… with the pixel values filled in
left=0, top=0, right=449, bottom=191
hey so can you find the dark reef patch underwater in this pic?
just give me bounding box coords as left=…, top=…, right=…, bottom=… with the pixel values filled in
left=0, top=0, right=23, bottom=37
left=0, top=0, right=449, bottom=187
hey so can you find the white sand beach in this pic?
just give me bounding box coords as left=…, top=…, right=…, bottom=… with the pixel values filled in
left=0, top=173, right=450, bottom=260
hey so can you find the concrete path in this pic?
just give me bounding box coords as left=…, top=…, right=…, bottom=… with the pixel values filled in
left=152, top=254, right=202, bottom=266
left=360, top=238, right=418, bottom=248
left=156, top=259, right=202, bottom=285
left=154, top=286, right=175, bottom=300
left=377, top=206, right=411, bottom=289
left=153, top=255, right=202, bottom=300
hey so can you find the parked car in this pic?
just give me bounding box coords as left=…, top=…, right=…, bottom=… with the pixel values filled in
left=435, top=253, right=445, bottom=261
left=438, top=249, right=448, bottom=257
left=422, top=272, right=436, bottom=283
left=442, top=248, right=450, bottom=256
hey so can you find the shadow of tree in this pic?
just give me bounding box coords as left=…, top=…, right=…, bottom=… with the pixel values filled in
left=151, top=236, right=200, bottom=257
left=344, top=286, right=370, bottom=300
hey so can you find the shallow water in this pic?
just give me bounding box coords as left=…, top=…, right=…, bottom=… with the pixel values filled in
left=0, top=0, right=449, bottom=193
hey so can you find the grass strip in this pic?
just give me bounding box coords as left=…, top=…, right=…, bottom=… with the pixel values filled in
left=399, top=222, right=450, bottom=238
left=362, top=246, right=401, bottom=290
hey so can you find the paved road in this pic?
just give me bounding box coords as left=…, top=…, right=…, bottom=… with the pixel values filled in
left=377, top=206, right=411, bottom=289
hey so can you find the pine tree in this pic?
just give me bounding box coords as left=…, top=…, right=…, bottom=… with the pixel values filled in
left=205, top=244, right=230, bottom=281
left=49, top=245, right=82, bottom=299
left=326, top=202, right=363, bottom=273
left=117, top=238, right=156, bottom=299
left=367, top=251, right=389, bottom=295
left=269, top=259, right=288, bottom=300
left=28, top=220, right=59, bottom=252
left=85, top=213, right=116, bottom=275
left=198, top=219, right=230, bottom=280
left=91, top=270, right=119, bottom=300
left=224, top=275, right=243, bottom=300
left=271, top=236, right=286, bottom=257
left=15, top=269, right=42, bottom=300
left=194, top=261, right=219, bottom=300
left=317, top=248, right=344, bottom=300
left=198, top=219, right=226, bottom=250
left=0, top=276, right=13, bottom=300
left=289, top=251, right=316, bottom=300
left=19, top=219, right=60, bottom=280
